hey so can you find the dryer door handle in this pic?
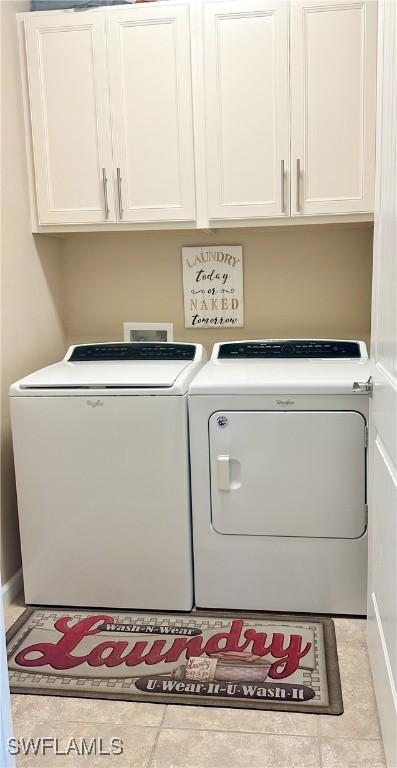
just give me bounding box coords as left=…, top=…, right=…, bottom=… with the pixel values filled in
left=217, top=455, right=230, bottom=491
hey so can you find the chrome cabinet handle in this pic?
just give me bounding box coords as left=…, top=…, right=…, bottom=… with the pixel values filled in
left=296, top=158, right=301, bottom=213
left=101, top=168, right=109, bottom=220
left=281, top=159, right=286, bottom=213
left=116, top=167, right=123, bottom=219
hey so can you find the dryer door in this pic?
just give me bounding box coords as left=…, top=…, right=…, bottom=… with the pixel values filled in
left=209, top=410, right=366, bottom=538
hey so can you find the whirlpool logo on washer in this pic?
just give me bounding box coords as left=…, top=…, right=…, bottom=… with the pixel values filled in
left=276, top=399, right=295, bottom=407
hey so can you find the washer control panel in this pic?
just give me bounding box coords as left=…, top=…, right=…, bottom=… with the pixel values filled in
left=217, top=340, right=362, bottom=359
left=69, top=343, right=196, bottom=361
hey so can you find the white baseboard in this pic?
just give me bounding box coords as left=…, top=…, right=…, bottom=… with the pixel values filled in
left=1, top=568, right=23, bottom=610
left=368, top=592, right=397, bottom=768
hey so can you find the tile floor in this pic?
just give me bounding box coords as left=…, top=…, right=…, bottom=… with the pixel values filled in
left=5, top=594, right=386, bottom=768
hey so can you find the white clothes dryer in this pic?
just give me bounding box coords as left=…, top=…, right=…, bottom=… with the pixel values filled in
left=188, top=339, right=371, bottom=615
left=10, top=342, right=205, bottom=610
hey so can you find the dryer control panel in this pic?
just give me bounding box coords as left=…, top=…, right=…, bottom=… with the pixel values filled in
left=217, top=340, right=363, bottom=359
left=69, top=343, right=196, bottom=361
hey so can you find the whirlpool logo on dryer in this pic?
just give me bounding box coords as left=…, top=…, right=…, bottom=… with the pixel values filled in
left=276, top=399, right=295, bottom=407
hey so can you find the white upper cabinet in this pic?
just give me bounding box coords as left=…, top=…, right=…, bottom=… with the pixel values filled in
left=203, top=0, right=290, bottom=220
left=21, top=0, right=377, bottom=229
left=290, top=0, right=377, bottom=216
left=107, top=4, right=196, bottom=222
left=24, top=13, right=115, bottom=225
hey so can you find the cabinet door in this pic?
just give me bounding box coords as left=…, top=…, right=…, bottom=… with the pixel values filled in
left=107, top=4, right=196, bottom=223
left=24, top=13, right=115, bottom=225
left=290, top=0, right=377, bottom=216
left=203, top=0, right=289, bottom=220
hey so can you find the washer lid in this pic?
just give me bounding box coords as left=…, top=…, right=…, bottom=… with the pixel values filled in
left=11, top=343, right=204, bottom=394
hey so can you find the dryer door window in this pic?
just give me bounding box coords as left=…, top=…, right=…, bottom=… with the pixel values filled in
left=209, top=410, right=366, bottom=539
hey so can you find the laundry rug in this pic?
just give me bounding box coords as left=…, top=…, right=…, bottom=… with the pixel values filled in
left=7, top=608, right=343, bottom=715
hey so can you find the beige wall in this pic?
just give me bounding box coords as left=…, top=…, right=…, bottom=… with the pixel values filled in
left=62, top=224, right=373, bottom=354
left=0, top=0, right=65, bottom=583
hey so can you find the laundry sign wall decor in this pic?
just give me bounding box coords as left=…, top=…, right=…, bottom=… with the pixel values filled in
left=182, top=246, right=244, bottom=328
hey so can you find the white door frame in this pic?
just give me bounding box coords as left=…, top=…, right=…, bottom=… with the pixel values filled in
left=367, top=2, right=397, bottom=766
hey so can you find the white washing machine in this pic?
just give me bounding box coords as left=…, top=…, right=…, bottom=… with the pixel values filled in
left=189, top=339, right=371, bottom=615
left=10, top=342, right=205, bottom=610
